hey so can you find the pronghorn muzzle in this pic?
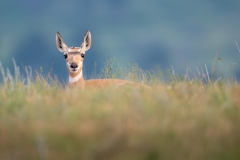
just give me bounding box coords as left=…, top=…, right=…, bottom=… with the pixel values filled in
left=70, top=62, right=78, bottom=69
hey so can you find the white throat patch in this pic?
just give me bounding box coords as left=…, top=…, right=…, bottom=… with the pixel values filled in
left=69, top=70, right=83, bottom=83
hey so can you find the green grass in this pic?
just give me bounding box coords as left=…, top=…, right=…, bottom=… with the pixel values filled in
left=0, top=60, right=240, bottom=160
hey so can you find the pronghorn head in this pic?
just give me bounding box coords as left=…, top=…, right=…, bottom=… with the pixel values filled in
left=56, top=30, right=91, bottom=83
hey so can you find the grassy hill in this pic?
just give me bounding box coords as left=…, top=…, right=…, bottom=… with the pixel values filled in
left=0, top=61, right=240, bottom=160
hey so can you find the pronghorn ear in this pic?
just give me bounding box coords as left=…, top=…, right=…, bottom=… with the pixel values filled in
left=56, top=32, right=68, bottom=53
left=81, top=30, right=91, bottom=52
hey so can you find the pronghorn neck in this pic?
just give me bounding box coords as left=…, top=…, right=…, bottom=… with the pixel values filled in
left=69, top=70, right=84, bottom=84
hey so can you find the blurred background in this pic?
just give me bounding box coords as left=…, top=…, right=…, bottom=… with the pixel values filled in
left=1, top=0, right=240, bottom=82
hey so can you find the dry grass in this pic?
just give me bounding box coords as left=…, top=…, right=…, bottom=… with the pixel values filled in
left=0, top=60, right=240, bottom=160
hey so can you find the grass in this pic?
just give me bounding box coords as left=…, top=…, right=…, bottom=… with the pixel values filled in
left=0, top=59, right=240, bottom=160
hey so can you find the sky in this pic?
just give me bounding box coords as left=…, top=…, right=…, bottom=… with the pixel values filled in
left=1, top=1, right=240, bottom=82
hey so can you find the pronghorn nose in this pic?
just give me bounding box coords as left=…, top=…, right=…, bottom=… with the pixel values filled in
left=70, top=63, right=78, bottom=68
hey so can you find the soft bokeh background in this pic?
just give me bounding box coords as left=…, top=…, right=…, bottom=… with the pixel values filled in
left=1, top=1, right=240, bottom=82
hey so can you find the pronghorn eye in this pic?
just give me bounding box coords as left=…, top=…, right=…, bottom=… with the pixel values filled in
left=81, top=53, right=85, bottom=58
left=64, top=54, right=68, bottom=59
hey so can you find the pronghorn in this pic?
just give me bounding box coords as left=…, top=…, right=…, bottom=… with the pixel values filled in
left=56, top=30, right=147, bottom=89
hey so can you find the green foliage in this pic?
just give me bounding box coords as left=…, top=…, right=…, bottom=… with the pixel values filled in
left=0, top=60, right=240, bottom=160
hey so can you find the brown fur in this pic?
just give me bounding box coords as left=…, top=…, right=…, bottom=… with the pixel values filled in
left=69, top=79, right=139, bottom=89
